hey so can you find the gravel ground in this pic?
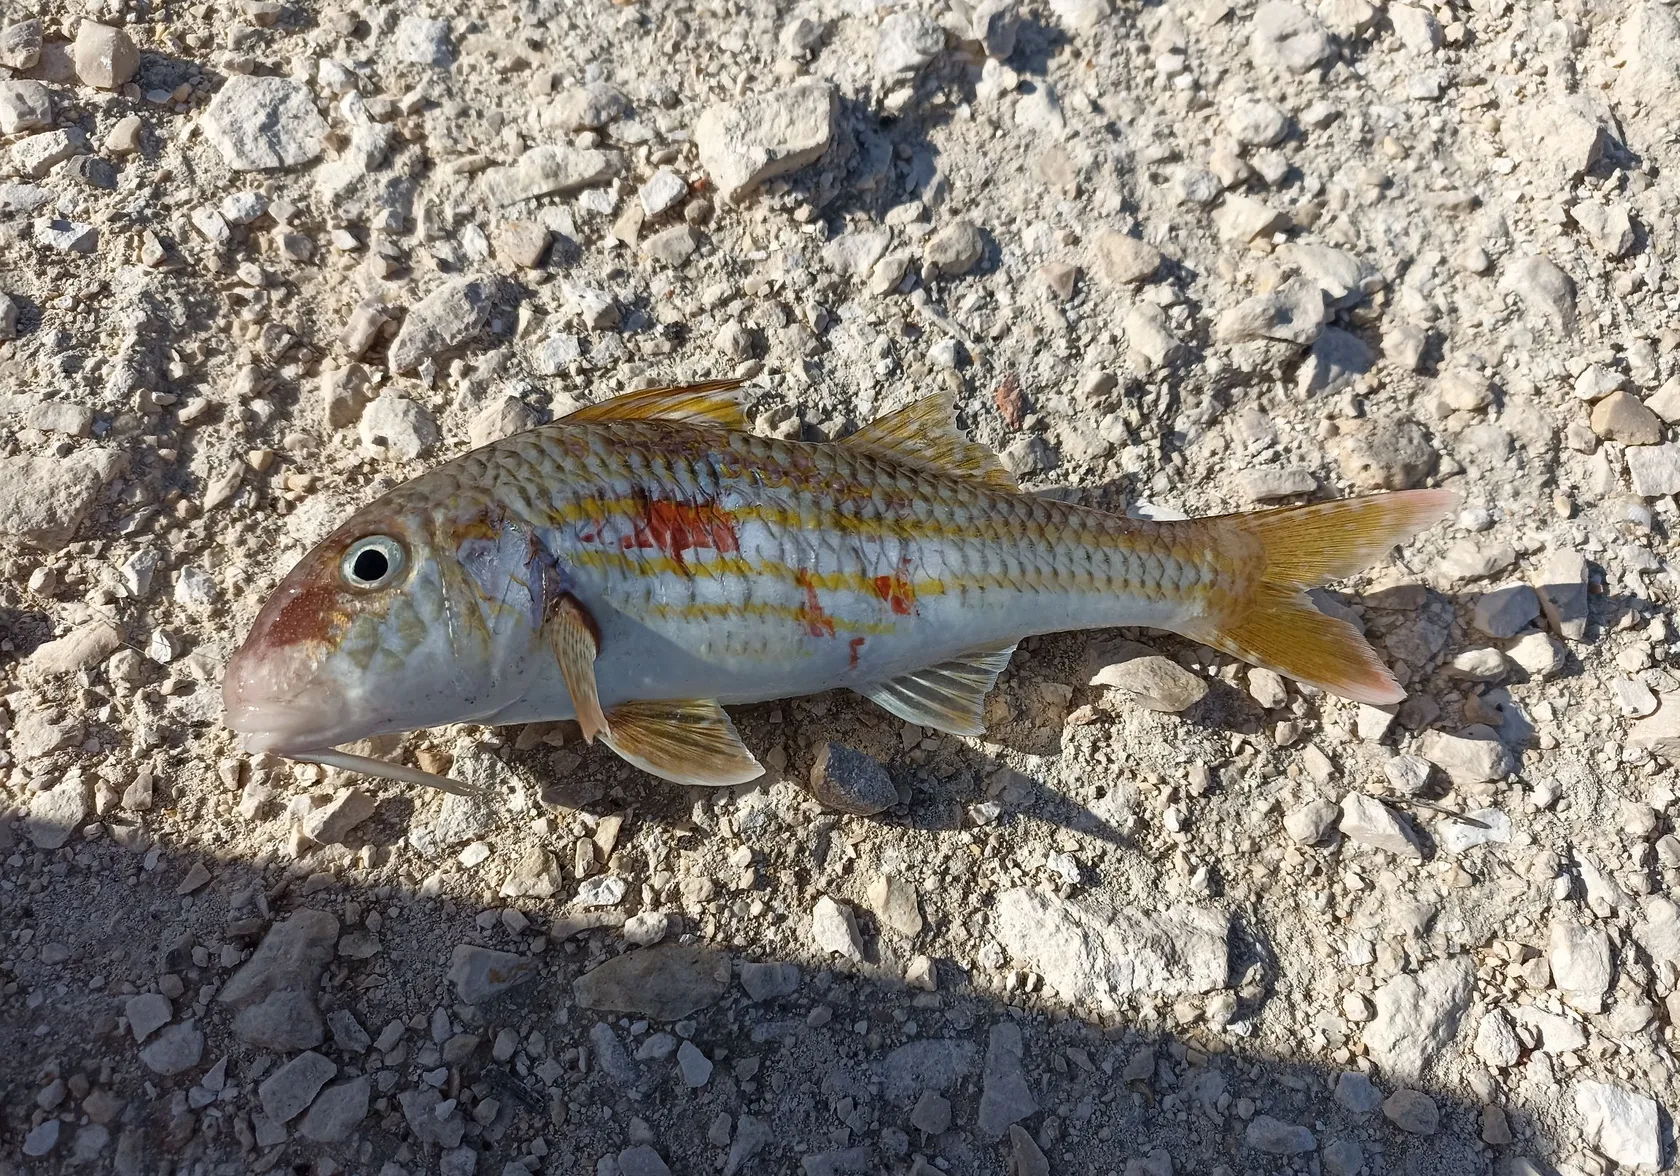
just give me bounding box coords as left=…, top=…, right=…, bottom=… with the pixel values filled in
left=4, top=0, right=1680, bottom=1172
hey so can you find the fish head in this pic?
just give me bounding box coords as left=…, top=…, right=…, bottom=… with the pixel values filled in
left=223, top=495, right=495, bottom=756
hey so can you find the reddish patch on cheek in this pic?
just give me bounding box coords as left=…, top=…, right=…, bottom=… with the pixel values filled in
left=621, top=496, right=741, bottom=568
left=872, top=560, right=917, bottom=616
left=848, top=636, right=865, bottom=667
left=251, top=576, right=343, bottom=649
left=794, top=569, right=837, bottom=639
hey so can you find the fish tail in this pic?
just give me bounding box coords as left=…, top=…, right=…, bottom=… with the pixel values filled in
left=1182, top=489, right=1456, bottom=704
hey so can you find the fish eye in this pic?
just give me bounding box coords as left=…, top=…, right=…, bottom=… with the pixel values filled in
left=341, top=535, right=406, bottom=590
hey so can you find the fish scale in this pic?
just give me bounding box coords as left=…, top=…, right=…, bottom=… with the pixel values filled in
left=223, top=381, right=1454, bottom=794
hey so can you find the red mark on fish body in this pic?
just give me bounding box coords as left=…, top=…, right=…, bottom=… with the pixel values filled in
left=872, top=558, right=917, bottom=616
left=621, top=496, right=740, bottom=569
left=848, top=636, right=865, bottom=666
left=794, top=569, right=836, bottom=638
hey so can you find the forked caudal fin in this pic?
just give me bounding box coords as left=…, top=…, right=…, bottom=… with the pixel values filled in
left=1182, top=489, right=1457, bottom=705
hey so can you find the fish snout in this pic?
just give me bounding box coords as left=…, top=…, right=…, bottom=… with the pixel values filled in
left=222, top=640, right=353, bottom=753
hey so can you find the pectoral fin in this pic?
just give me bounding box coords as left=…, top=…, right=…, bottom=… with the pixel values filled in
left=858, top=644, right=1017, bottom=736
left=601, top=699, right=764, bottom=788
left=544, top=593, right=609, bottom=743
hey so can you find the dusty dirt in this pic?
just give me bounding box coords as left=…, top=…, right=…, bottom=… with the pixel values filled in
left=4, top=0, right=1680, bottom=1172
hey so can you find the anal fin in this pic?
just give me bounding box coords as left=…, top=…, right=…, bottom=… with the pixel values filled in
left=601, top=699, right=764, bottom=788
left=858, top=644, right=1017, bottom=736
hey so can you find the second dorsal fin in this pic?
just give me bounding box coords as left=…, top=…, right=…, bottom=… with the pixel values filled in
left=563, top=379, right=748, bottom=429
left=841, top=392, right=1018, bottom=489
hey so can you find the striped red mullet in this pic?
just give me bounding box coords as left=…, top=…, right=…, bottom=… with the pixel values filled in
left=223, top=380, right=1453, bottom=792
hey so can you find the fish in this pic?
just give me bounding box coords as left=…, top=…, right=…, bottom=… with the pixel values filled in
left=223, top=379, right=1454, bottom=793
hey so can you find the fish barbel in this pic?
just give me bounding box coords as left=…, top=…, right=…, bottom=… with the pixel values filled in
left=223, top=380, right=1453, bottom=792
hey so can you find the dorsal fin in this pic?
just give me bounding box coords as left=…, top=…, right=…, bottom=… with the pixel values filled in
left=841, top=392, right=1018, bottom=489
left=562, top=379, right=748, bottom=429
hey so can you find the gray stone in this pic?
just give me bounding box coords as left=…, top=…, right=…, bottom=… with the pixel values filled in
left=1089, top=229, right=1161, bottom=285
left=1322, top=1138, right=1363, bottom=1176
left=821, top=228, right=892, bottom=279
left=1534, top=549, right=1588, bottom=640
left=1333, top=1070, right=1383, bottom=1114
left=1571, top=202, right=1636, bottom=258
left=12, top=128, right=86, bottom=179
left=1474, top=1009, right=1521, bottom=1068
left=1215, top=277, right=1326, bottom=345
left=723, top=1115, right=773, bottom=1176
left=220, top=911, right=338, bottom=1049
left=977, top=1022, right=1037, bottom=1139
left=328, top=1009, right=371, bottom=1053
left=867, top=874, right=923, bottom=936
left=300, top=1077, right=369, bottom=1142
left=398, top=1087, right=465, bottom=1148
left=1333, top=418, right=1437, bottom=490
left=259, top=1051, right=336, bottom=1123
left=1362, top=957, right=1473, bottom=1081
left=357, top=395, right=441, bottom=459
left=0, top=80, right=51, bottom=134
left=1239, top=467, right=1317, bottom=501
left=740, top=961, right=800, bottom=1002
left=808, top=743, right=898, bottom=815
left=394, top=15, right=452, bottom=65
left=588, top=1022, right=639, bottom=1089
left=640, top=224, right=699, bottom=266
left=676, top=1040, right=713, bottom=1087
left=1249, top=1, right=1331, bottom=72
left=26, top=778, right=87, bottom=850
left=1227, top=97, right=1289, bottom=146
left=573, top=945, right=729, bottom=1019
left=1009, top=1126, right=1050, bottom=1176
left=695, top=80, right=836, bottom=202
left=481, top=147, right=618, bottom=206
left=878, top=1039, right=978, bottom=1106
left=0, top=18, right=42, bottom=69
left=1498, top=254, right=1576, bottom=333
left=1283, top=798, right=1340, bottom=845
left=910, top=1089, right=953, bottom=1134
left=34, top=217, right=98, bottom=253
left=877, top=8, right=945, bottom=74
left=299, top=787, right=375, bottom=844
left=923, top=220, right=984, bottom=277
left=1417, top=730, right=1514, bottom=786
left=1628, top=442, right=1680, bottom=497
left=1574, top=1081, right=1660, bottom=1170
left=22, top=1120, right=59, bottom=1157
left=1297, top=327, right=1373, bottom=395
left=971, top=0, right=1018, bottom=57
left=811, top=895, right=865, bottom=960
left=638, top=167, right=688, bottom=217
left=994, top=888, right=1228, bottom=1012
left=72, top=20, right=138, bottom=89
left=449, top=945, right=537, bottom=1004
left=1246, top=1115, right=1316, bottom=1154
left=1549, top=919, right=1612, bottom=1013
left=139, top=1021, right=204, bottom=1076
left=1472, top=585, right=1540, bottom=638
left=1338, top=793, right=1423, bottom=859
left=801, top=1149, right=870, bottom=1176
left=388, top=277, right=489, bottom=373
left=1090, top=654, right=1207, bottom=713
left=619, top=1147, right=673, bottom=1176
left=203, top=76, right=327, bottom=170
left=126, top=993, right=173, bottom=1043
left=233, top=988, right=323, bottom=1052
left=1383, top=1088, right=1439, bottom=1134
left=551, top=82, right=630, bottom=130
left=1278, top=242, right=1382, bottom=307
